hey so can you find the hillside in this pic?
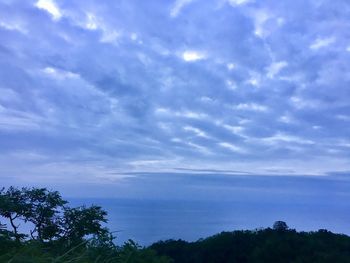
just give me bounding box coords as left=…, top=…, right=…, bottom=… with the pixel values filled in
left=150, top=226, right=350, bottom=263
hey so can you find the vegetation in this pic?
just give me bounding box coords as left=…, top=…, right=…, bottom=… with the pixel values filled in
left=2, top=186, right=350, bottom=262
left=0, top=186, right=170, bottom=263
left=151, top=224, right=350, bottom=263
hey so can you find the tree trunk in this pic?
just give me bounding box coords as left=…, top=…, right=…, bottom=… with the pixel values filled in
left=9, top=215, right=19, bottom=242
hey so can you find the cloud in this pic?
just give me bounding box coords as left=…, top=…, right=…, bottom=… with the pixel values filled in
left=0, top=0, right=350, bottom=196
left=251, top=9, right=271, bottom=38
left=170, top=0, right=194, bottom=17
left=261, top=133, right=314, bottom=145
left=42, top=67, right=79, bottom=79
left=266, top=61, right=288, bottom=78
left=182, top=51, right=206, bottom=62
left=236, top=103, right=268, bottom=112
left=228, top=0, right=252, bottom=6
left=184, top=126, right=211, bottom=138
left=310, top=37, right=335, bottom=50
left=218, top=142, right=246, bottom=153
left=35, top=0, right=62, bottom=20
left=226, top=63, right=235, bottom=70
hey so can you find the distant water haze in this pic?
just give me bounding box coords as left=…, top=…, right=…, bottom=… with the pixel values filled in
left=69, top=197, right=350, bottom=245
left=5, top=172, right=350, bottom=245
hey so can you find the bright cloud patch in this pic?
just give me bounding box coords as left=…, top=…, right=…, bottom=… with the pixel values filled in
left=184, top=126, right=210, bottom=138
left=310, top=37, right=335, bottom=50
left=266, top=61, right=288, bottom=78
left=236, top=103, right=268, bottom=112
left=85, top=13, right=99, bottom=30
left=35, top=0, right=62, bottom=20
left=252, top=9, right=271, bottom=38
left=227, top=63, right=235, bottom=70
left=228, top=0, right=252, bottom=6
left=42, top=67, right=79, bottom=79
left=182, top=51, right=206, bottom=62
left=218, top=142, right=245, bottom=153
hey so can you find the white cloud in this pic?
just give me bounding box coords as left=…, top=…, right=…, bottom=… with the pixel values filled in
left=266, top=61, right=288, bottom=78
left=100, top=30, right=120, bottom=43
left=180, top=111, right=207, bottom=119
left=223, top=124, right=244, bottom=134
left=0, top=109, right=44, bottom=131
left=310, top=37, right=335, bottom=50
left=73, top=12, right=121, bottom=44
left=155, top=108, right=208, bottom=120
left=130, top=33, right=138, bottom=41
left=182, top=51, right=206, bottom=62
left=252, top=9, right=271, bottom=38
left=336, top=115, right=350, bottom=121
left=226, top=79, right=237, bottom=90
left=170, top=0, right=193, bottom=17
left=262, top=133, right=314, bottom=145
left=246, top=72, right=261, bottom=87
left=218, top=142, right=245, bottom=153
left=35, top=0, right=62, bottom=21
left=228, top=0, right=252, bottom=6
left=85, top=13, right=98, bottom=30
left=187, top=142, right=211, bottom=154
left=42, top=67, right=79, bottom=79
left=184, top=126, right=210, bottom=138
left=227, top=63, right=235, bottom=70
left=0, top=20, right=27, bottom=34
left=200, top=96, right=214, bottom=103
left=279, top=115, right=295, bottom=124
left=290, top=96, right=322, bottom=109
left=236, top=103, right=267, bottom=112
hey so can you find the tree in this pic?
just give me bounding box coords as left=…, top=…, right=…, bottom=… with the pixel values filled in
left=0, top=187, right=29, bottom=241
left=273, top=221, right=289, bottom=231
left=0, top=186, right=111, bottom=245
left=61, top=205, right=108, bottom=245
left=22, top=187, right=67, bottom=241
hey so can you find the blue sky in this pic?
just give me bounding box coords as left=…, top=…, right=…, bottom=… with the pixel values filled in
left=0, top=0, right=350, bottom=199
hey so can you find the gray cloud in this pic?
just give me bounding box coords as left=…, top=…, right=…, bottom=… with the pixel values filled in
left=0, top=0, right=350, bottom=192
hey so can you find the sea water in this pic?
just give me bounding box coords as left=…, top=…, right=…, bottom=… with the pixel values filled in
left=69, top=198, right=350, bottom=246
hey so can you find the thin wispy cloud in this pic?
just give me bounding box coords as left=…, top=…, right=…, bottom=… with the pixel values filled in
left=170, top=0, right=194, bottom=17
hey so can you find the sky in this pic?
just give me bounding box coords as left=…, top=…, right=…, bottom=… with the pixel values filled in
left=0, top=0, right=350, bottom=201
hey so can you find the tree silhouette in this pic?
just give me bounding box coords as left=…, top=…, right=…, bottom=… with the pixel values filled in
left=61, top=205, right=108, bottom=245
left=273, top=221, right=289, bottom=231
left=0, top=187, right=29, bottom=241
left=23, top=187, right=67, bottom=241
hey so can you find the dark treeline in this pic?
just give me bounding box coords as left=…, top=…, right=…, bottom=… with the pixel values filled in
left=2, top=186, right=350, bottom=262
left=151, top=223, right=350, bottom=263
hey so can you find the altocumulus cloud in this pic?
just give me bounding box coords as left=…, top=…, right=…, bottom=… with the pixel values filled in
left=0, top=0, right=350, bottom=196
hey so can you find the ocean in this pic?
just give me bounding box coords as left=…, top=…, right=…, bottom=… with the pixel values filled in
left=69, top=198, right=350, bottom=246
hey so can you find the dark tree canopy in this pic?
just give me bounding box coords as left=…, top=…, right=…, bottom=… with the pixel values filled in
left=273, top=221, right=289, bottom=231
left=0, top=186, right=108, bottom=244
left=62, top=205, right=108, bottom=243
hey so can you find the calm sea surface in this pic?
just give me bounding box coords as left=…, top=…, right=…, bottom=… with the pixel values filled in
left=69, top=198, right=350, bottom=245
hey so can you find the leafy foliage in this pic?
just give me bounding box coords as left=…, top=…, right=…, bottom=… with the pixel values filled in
left=151, top=223, right=350, bottom=263
left=0, top=186, right=171, bottom=263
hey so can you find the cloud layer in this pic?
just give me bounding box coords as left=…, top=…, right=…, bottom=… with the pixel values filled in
left=0, top=0, right=350, bottom=193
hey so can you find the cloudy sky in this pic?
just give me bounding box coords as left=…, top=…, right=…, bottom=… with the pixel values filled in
left=0, top=0, right=350, bottom=199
